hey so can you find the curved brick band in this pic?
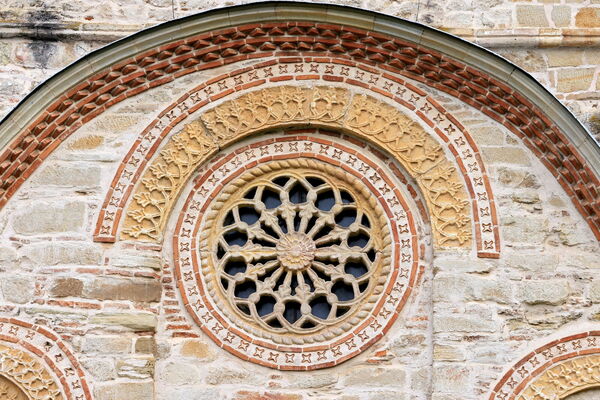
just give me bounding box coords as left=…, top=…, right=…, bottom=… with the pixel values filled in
left=94, top=57, right=500, bottom=258
left=0, top=9, right=598, bottom=241
left=490, top=330, right=600, bottom=399
left=0, top=318, right=92, bottom=400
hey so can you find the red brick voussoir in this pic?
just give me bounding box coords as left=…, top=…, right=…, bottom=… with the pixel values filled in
left=0, top=21, right=597, bottom=239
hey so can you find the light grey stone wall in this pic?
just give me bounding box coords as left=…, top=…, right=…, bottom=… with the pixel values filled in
left=0, top=1, right=599, bottom=399
left=0, top=59, right=598, bottom=398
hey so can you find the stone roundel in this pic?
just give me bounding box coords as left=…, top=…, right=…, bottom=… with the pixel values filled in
left=173, top=134, right=419, bottom=370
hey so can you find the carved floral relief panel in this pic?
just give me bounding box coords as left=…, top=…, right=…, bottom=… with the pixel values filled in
left=123, top=85, right=478, bottom=251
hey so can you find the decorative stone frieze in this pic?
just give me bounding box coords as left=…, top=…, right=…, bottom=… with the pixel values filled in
left=2, top=16, right=597, bottom=244
left=115, top=81, right=499, bottom=255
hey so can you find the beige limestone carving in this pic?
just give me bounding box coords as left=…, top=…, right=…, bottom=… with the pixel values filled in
left=122, top=121, right=218, bottom=240
left=518, top=355, right=600, bottom=400
left=0, top=376, right=28, bottom=400
left=199, top=159, right=390, bottom=342
left=201, top=86, right=348, bottom=145
left=345, top=95, right=471, bottom=246
left=0, top=344, right=63, bottom=400
left=122, top=86, right=471, bottom=247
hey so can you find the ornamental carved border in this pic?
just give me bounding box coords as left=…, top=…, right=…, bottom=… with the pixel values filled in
left=172, top=134, right=419, bottom=369
left=490, top=331, right=600, bottom=400
left=0, top=318, right=91, bottom=400
left=94, top=57, right=499, bottom=257
left=120, top=85, right=474, bottom=251
left=1, top=21, right=598, bottom=241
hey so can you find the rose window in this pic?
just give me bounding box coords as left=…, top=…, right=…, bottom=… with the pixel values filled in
left=175, top=138, right=416, bottom=369
left=213, top=170, right=380, bottom=334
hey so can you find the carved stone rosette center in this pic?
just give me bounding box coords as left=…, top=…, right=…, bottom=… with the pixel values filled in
left=277, top=233, right=316, bottom=271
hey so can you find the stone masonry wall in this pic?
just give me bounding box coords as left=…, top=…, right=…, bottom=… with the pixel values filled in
left=0, top=1, right=599, bottom=400
left=0, top=57, right=598, bottom=399
left=1, top=0, right=600, bottom=140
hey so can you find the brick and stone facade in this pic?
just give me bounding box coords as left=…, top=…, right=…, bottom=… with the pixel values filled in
left=0, top=2, right=599, bottom=399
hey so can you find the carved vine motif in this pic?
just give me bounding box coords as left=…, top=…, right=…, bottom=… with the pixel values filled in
left=518, top=355, right=600, bottom=400
left=201, top=86, right=348, bottom=144
left=345, top=95, right=471, bottom=246
left=0, top=376, right=28, bottom=400
left=206, top=165, right=387, bottom=336
left=123, top=86, right=471, bottom=247
left=122, top=121, right=217, bottom=240
left=0, top=345, right=63, bottom=400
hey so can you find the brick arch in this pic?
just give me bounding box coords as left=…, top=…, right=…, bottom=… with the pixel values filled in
left=0, top=3, right=597, bottom=241
left=106, top=81, right=500, bottom=257
left=490, top=331, right=600, bottom=400
left=93, top=59, right=500, bottom=257
left=0, top=318, right=92, bottom=400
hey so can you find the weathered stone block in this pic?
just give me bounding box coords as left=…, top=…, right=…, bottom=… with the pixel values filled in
left=108, top=251, right=162, bottom=270
left=22, top=242, right=102, bottom=265
left=589, top=280, right=600, bottom=303
left=161, top=361, right=202, bottom=385
left=156, top=387, right=221, bottom=400
left=517, top=279, right=570, bottom=305
left=0, top=245, right=17, bottom=262
left=180, top=340, right=215, bottom=361
left=497, top=167, right=540, bottom=188
left=234, top=391, right=302, bottom=400
left=12, top=201, right=86, bottom=235
left=557, top=68, right=595, bottom=92
left=516, top=5, right=549, bottom=26
left=50, top=277, right=84, bottom=298
left=551, top=6, right=571, bottom=27
left=205, top=367, right=252, bottom=386
left=82, top=335, right=131, bottom=354
left=482, top=147, right=530, bottom=166
left=433, top=313, right=497, bottom=333
left=33, top=162, right=102, bottom=187
left=469, top=276, right=513, bottom=304
left=434, top=344, right=465, bottom=361
left=116, top=357, right=154, bottom=379
left=90, top=312, right=157, bottom=331
left=86, top=277, right=161, bottom=302
left=135, top=337, right=157, bottom=354
left=94, top=382, right=154, bottom=400
left=1, top=275, right=35, bottom=303
left=344, top=367, right=406, bottom=387
left=547, top=49, right=584, bottom=67
left=433, top=365, right=471, bottom=393
left=80, top=358, right=116, bottom=381
left=576, top=8, right=600, bottom=27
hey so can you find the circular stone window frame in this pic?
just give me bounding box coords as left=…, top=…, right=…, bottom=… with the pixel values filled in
left=173, top=133, right=420, bottom=370
left=202, top=159, right=391, bottom=341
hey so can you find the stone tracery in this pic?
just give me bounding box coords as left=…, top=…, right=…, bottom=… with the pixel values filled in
left=207, top=161, right=387, bottom=334
left=173, top=133, right=418, bottom=369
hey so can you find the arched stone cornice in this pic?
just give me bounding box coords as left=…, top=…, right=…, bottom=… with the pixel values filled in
left=490, top=331, right=600, bottom=400
left=0, top=2, right=598, bottom=240
left=0, top=318, right=92, bottom=400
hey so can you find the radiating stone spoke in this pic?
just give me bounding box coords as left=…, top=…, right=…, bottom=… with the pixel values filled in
left=213, top=167, right=382, bottom=333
